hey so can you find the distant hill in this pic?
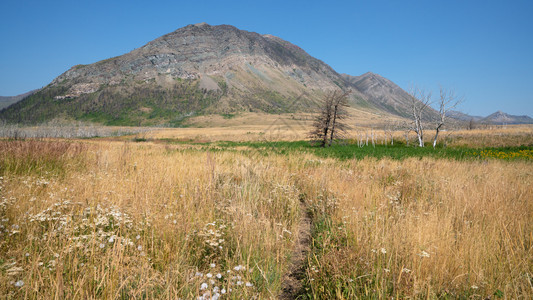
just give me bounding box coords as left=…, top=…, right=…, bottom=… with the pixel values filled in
left=447, top=110, right=483, bottom=122
left=0, top=23, right=429, bottom=126
left=448, top=110, right=533, bottom=125
left=481, top=111, right=533, bottom=124
left=0, top=89, right=39, bottom=110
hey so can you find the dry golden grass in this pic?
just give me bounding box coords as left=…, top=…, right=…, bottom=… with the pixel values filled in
left=0, top=130, right=532, bottom=298
left=140, top=115, right=533, bottom=148
left=184, top=106, right=398, bottom=127
left=444, top=125, right=533, bottom=147
left=0, top=141, right=302, bottom=298
left=291, top=156, right=533, bottom=298
left=145, top=109, right=405, bottom=142
left=349, top=124, right=533, bottom=149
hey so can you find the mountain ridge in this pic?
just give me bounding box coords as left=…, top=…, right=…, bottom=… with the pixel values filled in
left=447, top=110, right=484, bottom=122
left=340, top=72, right=433, bottom=119
left=0, top=89, right=40, bottom=110
left=482, top=111, right=533, bottom=124
left=446, top=110, right=533, bottom=124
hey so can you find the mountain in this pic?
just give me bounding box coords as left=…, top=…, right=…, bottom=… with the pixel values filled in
left=447, top=110, right=483, bottom=122
left=447, top=110, right=533, bottom=125
left=341, top=72, right=440, bottom=119
left=0, top=23, right=419, bottom=126
left=481, top=111, right=533, bottom=124
left=0, top=89, right=40, bottom=110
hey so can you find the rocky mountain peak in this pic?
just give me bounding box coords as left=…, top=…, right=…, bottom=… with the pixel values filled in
left=488, top=111, right=509, bottom=118
left=193, top=22, right=209, bottom=27
left=52, top=23, right=333, bottom=88
left=361, top=71, right=378, bottom=78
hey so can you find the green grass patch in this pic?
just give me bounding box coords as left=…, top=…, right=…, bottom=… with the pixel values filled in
left=221, top=113, right=236, bottom=119
left=158, top=138, right=212, bottom=145
left=213, top=140, right=533, bottom=161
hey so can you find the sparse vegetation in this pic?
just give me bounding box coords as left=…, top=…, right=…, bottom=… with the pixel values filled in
left=221, top=113, right=236, bottom=119
left=408, top=86, right=432, bottom=147
left=0, top=79, right=224, bottom=126
left=432, top=87, right=462, bottom=148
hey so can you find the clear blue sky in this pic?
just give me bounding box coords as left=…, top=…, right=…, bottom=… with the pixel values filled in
left=1, top=0, right=532, bottom=116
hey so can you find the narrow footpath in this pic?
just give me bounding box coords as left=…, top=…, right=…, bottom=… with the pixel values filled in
left=279, top=194, right=312, bottom=300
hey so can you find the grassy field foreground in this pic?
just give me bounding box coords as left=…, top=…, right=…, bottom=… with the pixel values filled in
left=0, top=137, right=532, bottom=299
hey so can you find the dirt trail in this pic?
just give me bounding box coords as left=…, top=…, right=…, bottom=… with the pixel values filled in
left=279, top=196, right=312, bottom=299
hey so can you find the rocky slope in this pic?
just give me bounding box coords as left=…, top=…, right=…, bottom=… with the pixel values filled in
left=342, top=72, right=423, bottom=118
left=0, top=23, right=422, bottom=126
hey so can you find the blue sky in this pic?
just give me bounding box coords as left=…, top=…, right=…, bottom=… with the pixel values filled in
left=1, top=0, right=532, bottom=116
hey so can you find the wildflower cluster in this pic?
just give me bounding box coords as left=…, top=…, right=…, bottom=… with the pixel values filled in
left=418, top=250, right=431, bottom=258
left=21, top=176, right=51, bottom=188
left=28, top=202, right=142, bottom=253
left=163, top=212, right=178, bottom=225
left=193, top=220, right=230, bottom=267
left=269, top=183, right=299, bottom=201
left=198, top=221, right=227, bottom=251
left=3, top=259, right=24, bottom=288
left=0, top=192, right=21, bottom=239
left=307, top=264, right=320, bottom=282
left=385, top=189, right=408, bottom=218
left=304, top=159, right=324, bottom=167
left=371, top=247, right=387, bottom=255
left=470, top=149, right=533, bottom=160
left=0, top=176, right=13, bottom=236
left=193, top=263, right=255, bottom=300
left=267, top=183, right=300, bottom=222
left=309, top=191, right=338, bottom=216
left=386, top=190, right=401, bottom=204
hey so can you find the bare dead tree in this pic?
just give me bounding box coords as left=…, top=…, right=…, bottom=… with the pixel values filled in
left=328, top=90, right=350, bottom=146
left=409, top=87, right=432, bottom=147
left=310, top=94, right=333, bottom=147
left=384, top=121, right=399, bottom=146
left=309, top=90, right=350, bottom=147
left=371, top=128, right=375, bottom=148
left=432, top=86, right=462, bottom=148
left=468, top=118, right=476, bottom=130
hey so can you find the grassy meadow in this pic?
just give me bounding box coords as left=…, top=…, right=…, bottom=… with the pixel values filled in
left=0, top=125, right=532, bottom=299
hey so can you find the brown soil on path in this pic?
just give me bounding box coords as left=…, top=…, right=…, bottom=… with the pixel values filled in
left=279, top=196, right=312, bottom=299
